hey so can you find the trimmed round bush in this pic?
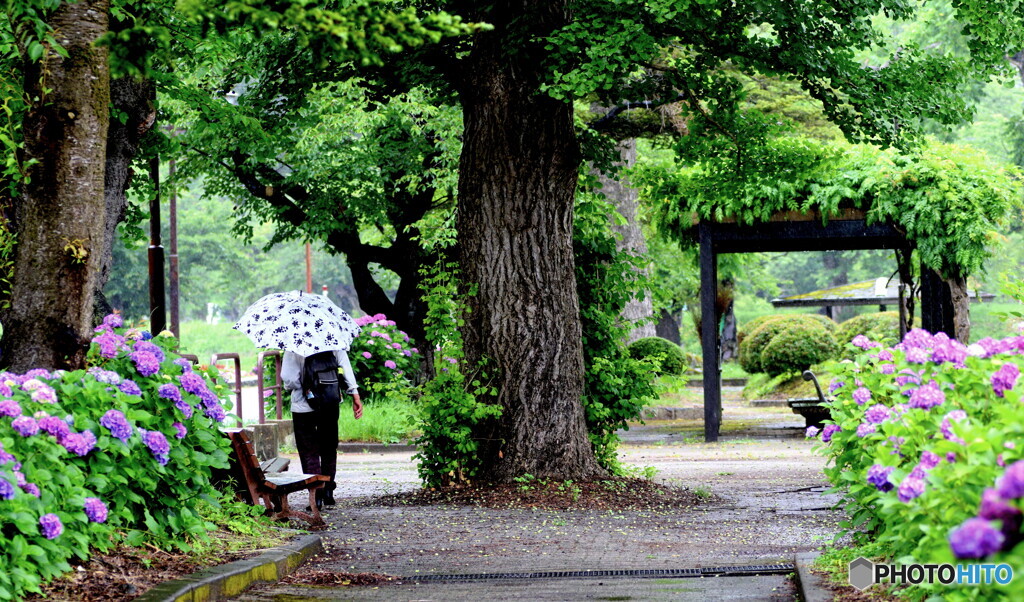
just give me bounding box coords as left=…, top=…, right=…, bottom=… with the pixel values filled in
left=760, top=322, right=839, bottom=376
left=628, top=337, right=687, bottom=375
left=737, top=314, right=782, bottom=347
left=738, top=314, right=837, bottom=374
left=836, top=311, right=901, bottom=349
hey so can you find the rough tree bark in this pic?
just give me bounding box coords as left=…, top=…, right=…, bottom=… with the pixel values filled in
left=595, top=139, right=656, bottom=344
left=7, top=0, right=110, bottom=371
left=457, top=1, right=603, bottom=482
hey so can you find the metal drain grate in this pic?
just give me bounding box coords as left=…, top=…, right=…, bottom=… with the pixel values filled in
left=407, top=564, right=795, bottom=583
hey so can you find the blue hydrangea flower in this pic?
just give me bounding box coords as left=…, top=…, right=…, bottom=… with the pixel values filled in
left=87, top=367, right=121, bottom=385
left=39, top=513, right=63, bottom=539
left=158, top=383, right=182, bottom=404
left=950, top=518, right=1004, bottom=559
left=867, top=464, right=894, bottom=492
left=118, top=380, right=142, bottom=396
left=100, top=410, right=132, bottom=442
left=0, top=473, right=15, bottom=500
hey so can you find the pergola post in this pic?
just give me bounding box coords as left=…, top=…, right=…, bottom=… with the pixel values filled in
left=699, top=222, right=721, bottom=442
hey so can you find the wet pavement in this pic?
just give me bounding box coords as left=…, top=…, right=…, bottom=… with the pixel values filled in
left=231, top=390, right=839, bottom=601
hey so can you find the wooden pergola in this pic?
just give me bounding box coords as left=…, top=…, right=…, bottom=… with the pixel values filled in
left=698, top=209, right=961, bottom=442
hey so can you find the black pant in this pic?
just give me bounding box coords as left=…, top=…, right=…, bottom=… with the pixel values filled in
left=293, top=403, right=340, bottom=490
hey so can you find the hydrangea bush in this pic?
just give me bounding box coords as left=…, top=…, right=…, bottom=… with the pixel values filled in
left=0, top=314, right=233, bottom=599
left=349, top=313, right=420, bottom=388
left=813, top=328, right=1024, bottom=599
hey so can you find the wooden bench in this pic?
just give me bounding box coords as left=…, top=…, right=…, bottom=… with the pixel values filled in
left=222, top=428, right=329, bottom=527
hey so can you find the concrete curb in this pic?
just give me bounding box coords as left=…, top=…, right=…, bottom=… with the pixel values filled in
left=794, top=552, right=833, bottom=602
left=338, top=442, right=417, bottom=453
left=135, top=533, right=323, bottom=602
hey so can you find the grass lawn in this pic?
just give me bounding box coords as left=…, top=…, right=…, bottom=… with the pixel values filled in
left=178, top=321, right=263, bottom=372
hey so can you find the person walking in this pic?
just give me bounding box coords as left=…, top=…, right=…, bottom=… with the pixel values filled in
left=282, top=349, right=362, bottom=509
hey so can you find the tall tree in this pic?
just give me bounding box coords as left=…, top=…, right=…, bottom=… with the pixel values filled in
left=6, top=0, right=111, bottom=370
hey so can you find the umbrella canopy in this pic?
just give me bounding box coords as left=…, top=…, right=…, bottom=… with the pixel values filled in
left=233, top=291, right=362, bottom=355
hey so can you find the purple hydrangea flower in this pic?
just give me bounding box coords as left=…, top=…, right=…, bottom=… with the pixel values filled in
left=172, top=422, right=187, bottom=439
left=821, top=424, right=841, bottom=443
left=390, top=343, right=402, bottom=350
left=950, top=518, right=1005, bottom=559
left=909, top=381, right=945, bottom=410
left=992, top=363, right=1020, bottom=398
left=905, top=347, right=930, bottom=364
left=61, top=430, right=97, bottom=456
left=39, top=513, right=62, bottom=540
left=38, top=415, right=70, bottom=440
left=852, top=387, right=872, bottom=405
left=901, top=328, right=935, bottom=349
left=947, top=452, right=957, bottom=463
left=867, top=464, right=895, bottom=492
left=179, top=372, right=209, bottom=396
left=932, top=340, right=968, bottom=365
left=173, top=358, right=193, bottom=372
left=102, top=313, right=124, bottom=329
left=864, top=404, right=891, bottom=424
left=384, top=360, right=397, bottom=369
left=879, top=363, right=895, bottom=375
left=361, top=351, right=372, bottom=359
left=0, top=399, right=22, bottom=418
left=876, top=349, right=894, bottom=361
left=84, top=497, right=108, bottom=523
left=856, top=422, right=877, bottom=437
left=997, top=461, right=1024, bottom=500
left=402, top=350, right=412, bottom=357
left=828, top=380, right=845, bottom=394
left=941, top=410, right=968, bottom=444
left=0, top=474, right=14, bottom=500
left=851, top=335, right=874, bottom=349
left=0, top=443, right=15, bottom=465
left=979, top=488, right=1022, bottom=536
left=129, top=350, right=161, bottom=377
left=93, top=330, right=126, bottom=359
left=805, top=426, right=820, bottom=438
left=887, top=436, right=906, bottom=456
left=140, top=429, right=171, bottom=466
left=11, top=416, right=39, bottom=437
left=175, top=399, right=194, bottom=419
left=118, top=379, right=142, bottom=396
left=87, top=367, right=121, bottom=385
left=133, top=340, right=166, bottom=363
left=158, top=383, right=182, bottom=404
left=100, top=410, right=132, bottom=442
left=21, top=483, right=40, bottom=497
left=898, top=475, right=926, bottom=502
left=203, top=403, right=226, bottom=423
left=30, top=386, right=57, bottom=404
left=919, top=451, right=941, bottom=471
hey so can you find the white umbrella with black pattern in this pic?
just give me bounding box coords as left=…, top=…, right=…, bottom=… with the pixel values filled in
left=233, top=290, right=361, bottom=355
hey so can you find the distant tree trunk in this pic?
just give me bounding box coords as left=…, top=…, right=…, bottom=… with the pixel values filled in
left=457, top=1, right=603, bottom=482
left=948, top=275, right=971, bottom=343
left=595, top=139, right=656, bottom=344
left=7, top=0, right=110, bottom=371
left=656, top=308, right=681, bottom=344
left=97, top=77, right=156, bottom=315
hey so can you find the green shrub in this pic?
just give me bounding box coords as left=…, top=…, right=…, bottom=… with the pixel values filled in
left=349, top=314, right=421, bottom=388
left=835, top=311, right=900, bottom=350
left=760, top=322, right=838, bottom=376
left=0, top=314, right=233, bottom=599
left=737, top=314, right=784, bottom=347
left=738, top=314, right=837, bottom=374
left=627, top=337, right=687, bottom=375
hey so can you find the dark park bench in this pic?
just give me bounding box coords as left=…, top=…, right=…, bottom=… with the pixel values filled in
left=786, top=370, right=832, bottom=429
left=221, top=428, right=329, bottom=527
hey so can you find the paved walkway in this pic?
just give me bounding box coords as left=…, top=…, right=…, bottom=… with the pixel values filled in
left=233, top=433, right=838, bottom=601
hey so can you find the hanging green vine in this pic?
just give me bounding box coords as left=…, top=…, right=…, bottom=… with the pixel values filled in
left=636, top=136, right=1023, bottom=278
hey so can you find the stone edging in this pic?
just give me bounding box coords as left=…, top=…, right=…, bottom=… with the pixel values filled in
left=794, top=551, right=833, bottom=601
left=134, top=533, right=323, bottom=602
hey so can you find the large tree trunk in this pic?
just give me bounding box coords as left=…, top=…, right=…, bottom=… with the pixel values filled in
left=457, top=2, right=602, bottom=482
left=7, top=0, right=110, bottom=371
left=596, top=139, right=656, bottom=344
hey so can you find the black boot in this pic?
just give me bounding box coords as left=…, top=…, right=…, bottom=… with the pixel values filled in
left=324, top=482, right=336, bottom=506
